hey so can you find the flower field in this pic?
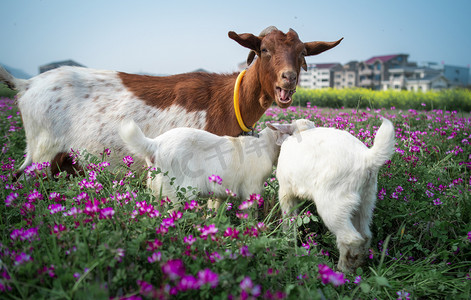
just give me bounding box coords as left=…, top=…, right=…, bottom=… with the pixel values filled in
left=0, top=96, right=470, bottom=299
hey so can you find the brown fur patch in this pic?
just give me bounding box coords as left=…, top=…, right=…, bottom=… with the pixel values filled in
left=50, top=152, right=84, bottom=177
left=118, top=71, right=252, bottom=136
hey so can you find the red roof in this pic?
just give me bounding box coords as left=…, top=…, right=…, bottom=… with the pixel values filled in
left=364, top=55, right=398, bottom=65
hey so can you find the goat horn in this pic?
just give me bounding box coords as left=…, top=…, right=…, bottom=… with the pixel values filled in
left=288, top=28, right=300, bottom=38
left=259, top=26, right=278, bottom=37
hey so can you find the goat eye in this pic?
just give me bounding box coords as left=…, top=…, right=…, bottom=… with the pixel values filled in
left=261, top=48, right=268, bottom=53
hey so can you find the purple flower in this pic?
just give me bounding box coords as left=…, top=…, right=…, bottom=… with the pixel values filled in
left=208, top=174, right=222, bottom=185
left=123, top=156, right=134, bottom=167
left=224, top=227, right=240, bottom=239
left=317, top=264, right=346, bottom=287
left=5, top=192, right=18, bottom=206
left=239, top=276, right=261, bottom=298
left=249, top=194, right=264, bottom=207
left=207, top=251, right=222, bottom=263
left=354, top=275, right=362, bottom=284
left=52, top=224, right=67, bottom=234
left=184, top=200, right=198, bottom=210
left=137, top=280, right=155, bottom=296
left=225, top=188, right=236, bottom=197
left=14, top=252, right=32, bottom=266
left=433, top=198, right=443, bottom=206
left=99, top=207, right=115, bottom=219
left=238, top=200, right=253, bottom=210
left=178, top=274, right=199, bottom=291
left=102, top=148, right=112, bottom=156
left=240, top=245, right=253, bottom=257
left=467, top=232, right=471, bottom=242
left=183, top=235, right=196, bottom=245
left=48, top=203, right=66, bottom=214
left=199, top=224, right=218, bottom=240
left=162, top=259, right=186, bottom=281
left=396, top=290, right=411, bottom=300
left=240, top=276, right=254, bottom=290
left=49, top=192, right=63, bottom=202
left=63, top=207, right=82, bottom=217
left=197, top=268, right=219, bottom=288
left=161, top=217, right=175, bottom=228
left=24, top=162, right=49, bottom=177
left=74, top=192, right=89, bottom=204
left=147, top=252, right=161, bottom=263
left=84, top=199, right=99, bottom=216
left=115, top=248, right=125, bottom=262
left=146, top=238, right=163, bottom=251
left=27, top=189, right=43, bottom=202
left=378, top=188, right=386, bottom=200
left=236, top=212, right=248, bottom=219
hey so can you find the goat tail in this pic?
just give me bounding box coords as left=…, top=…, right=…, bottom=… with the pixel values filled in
left=119, top=119, right=158, bottom=161
left=0, top=66, right=29, bottom=91
left=367, top=118, right=395, bottom=169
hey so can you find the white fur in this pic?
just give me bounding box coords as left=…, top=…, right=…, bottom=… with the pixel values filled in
left=5, top=66, right=207, bottom=172
left=119, top=119, right=310, bottom=204
left=276, top=118, right=395, bottom=272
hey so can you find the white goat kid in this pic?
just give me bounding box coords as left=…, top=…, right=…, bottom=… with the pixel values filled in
left=276, top=118, right=395, bottom=273
left=119, top=119, right=313, bottom=208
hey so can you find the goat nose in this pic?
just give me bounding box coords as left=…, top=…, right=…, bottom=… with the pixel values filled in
left=282, top=71, right=297, bottom=84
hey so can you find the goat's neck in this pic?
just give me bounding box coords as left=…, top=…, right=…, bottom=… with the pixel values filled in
left=237, top=66, right=270, bottom=133
left=256, top=129, right=280, bottom=163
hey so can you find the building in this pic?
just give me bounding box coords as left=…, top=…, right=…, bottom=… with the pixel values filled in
left=357, top=54, right=410, bottom=90
left=443, top=65, right=469, bottom=87
left=39, top=60, right=85, bottom=73
left=406, top=75, right=449, bottom=92
left=299, top=63, right=341, bottom=89
left=382, top=66, right=448, bottom=91
left=333, top=61, right=358, bottom=89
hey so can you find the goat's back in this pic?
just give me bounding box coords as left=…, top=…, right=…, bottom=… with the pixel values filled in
left=125, top=126, right=276, bottom=200
left=277, top=120, right=394, bottom=198
left=16, top=66, right=207, bottom=171
left=278, top=127, right=368, bottom=188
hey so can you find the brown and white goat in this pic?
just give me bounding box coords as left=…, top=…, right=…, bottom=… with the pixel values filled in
left=0, top=26, right=342, bottom=175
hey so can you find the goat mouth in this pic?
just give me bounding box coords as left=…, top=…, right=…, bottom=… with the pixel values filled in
left=276, top=87, right=295, bottom=105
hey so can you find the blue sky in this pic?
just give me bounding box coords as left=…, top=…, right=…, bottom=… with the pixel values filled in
left=1, top=0, right=470, bottom=76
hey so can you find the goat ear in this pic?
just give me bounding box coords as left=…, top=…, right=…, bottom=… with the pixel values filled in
left=267, top=123, right=294, bottom=135
left=304, top=38, right=343, bottom=56
left=228, top=31, right=261, bottom=52
left=247, top=51, right=257, bottom=66
left=268, top=123, right=300, bottom=145
left=302, top=57, right=307, bottom=71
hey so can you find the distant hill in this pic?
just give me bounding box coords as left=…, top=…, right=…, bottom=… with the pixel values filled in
left=0, top=63, right=32, bottom=79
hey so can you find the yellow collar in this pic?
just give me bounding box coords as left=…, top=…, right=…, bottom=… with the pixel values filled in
left=233, top=70, right=253, bottom=132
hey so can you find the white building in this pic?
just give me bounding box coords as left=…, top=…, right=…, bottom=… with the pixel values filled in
left=382, top=67, right=449, bottom=91
left=299, top=63, right=341, bottom=89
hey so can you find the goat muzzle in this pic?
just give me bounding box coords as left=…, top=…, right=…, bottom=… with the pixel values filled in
left=276, top=87, right=296, bottom=105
